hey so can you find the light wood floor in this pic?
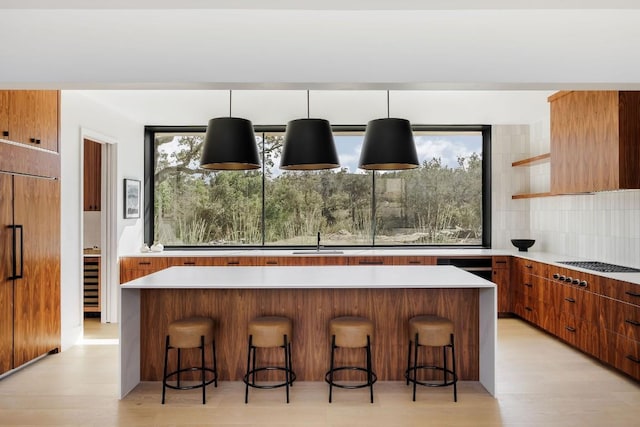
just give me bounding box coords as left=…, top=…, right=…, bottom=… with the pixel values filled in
left=0, top=318, right=638, bottom=426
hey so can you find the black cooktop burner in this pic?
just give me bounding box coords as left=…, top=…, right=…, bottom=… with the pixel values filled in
left=558, top=261, right=640, bottom=273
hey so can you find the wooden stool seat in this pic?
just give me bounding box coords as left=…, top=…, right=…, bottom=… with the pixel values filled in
left=247, top=316, right=293, bottom=348
left=162, top=316, right=218, bottom=404
left=326, top=316, right=377, bottom=403
left=244, top=316, right=295, bottom=403
left=406, top=315, right=457, bottom=402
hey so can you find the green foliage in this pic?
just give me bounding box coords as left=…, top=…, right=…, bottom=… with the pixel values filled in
left=153, top=134, right=482, bottom=246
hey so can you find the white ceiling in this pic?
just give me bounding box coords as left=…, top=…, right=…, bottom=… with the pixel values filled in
left=1, top=2, right=636, bottom=125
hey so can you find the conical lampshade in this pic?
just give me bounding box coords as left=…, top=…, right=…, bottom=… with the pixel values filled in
left=200, top=117, right=260, bottom=170
left=280, top=118, right=340, bottom=170
left=358, top=118, right=419, bottom=170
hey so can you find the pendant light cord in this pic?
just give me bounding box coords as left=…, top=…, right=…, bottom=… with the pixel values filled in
left=387, top=90, right=390, bottom=118
left=307, top=90, right=310, bottom=119
left=229, top=90, right=233, bottom=117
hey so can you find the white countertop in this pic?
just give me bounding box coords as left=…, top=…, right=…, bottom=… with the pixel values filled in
left=121, top=265, right=496, bottom=289
left=123, top=248, right=506, bottom=257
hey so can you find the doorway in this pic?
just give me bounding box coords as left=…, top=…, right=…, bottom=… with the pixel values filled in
left=80, top=132, right=118, bottom=327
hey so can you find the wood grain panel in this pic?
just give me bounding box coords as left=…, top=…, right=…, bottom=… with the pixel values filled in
left=0, top=174, right=14, bottom=374
left=618, top=92, right=640, bottom=189
left=140, top=287, right=480, bottom=383
left=7, top=90, right=36, bottom=147
left=83, top=139, right=101, bottom=211
left=600, top=329, right=640, bottom=381
left=12, top=175, right=60, bottom=367
left=34, top=91, right=58, bottom=152
left=346, top=256, right=390, bottom=265
left=600, top=298, right=640, bottom=342
left=0, top=140, right=60, bottom=179
left=0, top=91, right=8, bottom=138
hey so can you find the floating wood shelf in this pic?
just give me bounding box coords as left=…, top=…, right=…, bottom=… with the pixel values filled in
left=511, top=153, right=551, bottom=167
left=512, top=192, right=554, bottom=200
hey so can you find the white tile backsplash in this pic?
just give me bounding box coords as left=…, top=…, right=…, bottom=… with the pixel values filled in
left=492, top=123, right=640, bottom=269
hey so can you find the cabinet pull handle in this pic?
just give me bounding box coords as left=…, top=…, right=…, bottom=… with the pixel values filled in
left=625, top=291, right=640, bottom=298
left=2, top=130, right=8, bottom=137
left=35, top=139, right=41, bottom=144
left=408, top=260, right=422, bottom=264
left=266, top=261, right=278, bottom=265
left=30, top=137, right=36, bottom=143
left=626, top=355, right=640, bottom=364
left=564, top=297, right=576, bottom=303
left=625, top=319, right=640, bottom=327
left=525, top=264, right=533, bottom=269
left=138, top=261, right=151, bottom=265
left=183, top=261, right=196, bottom=265
left=7, top=224, right=24, bottom=280
left=524, top=283, right=533, bottom=288
left=525, top=307, right=533, bottom=312
left=565, top=326, right=576, bottom=332
left=359, top=260, right=383, bottom=265
left=495, top=261, right=506, bottom=264
left=227, top=261, right=240, bottom=265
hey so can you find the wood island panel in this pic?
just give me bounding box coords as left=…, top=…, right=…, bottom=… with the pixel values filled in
left=139, top=287, right=479, bottom=382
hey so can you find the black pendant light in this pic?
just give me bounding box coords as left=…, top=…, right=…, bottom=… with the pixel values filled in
left=359, top=91, right=419, bottom=170
left=200, top=91, right=260, bottom=170
left=280, top=91, right=339, bottom=170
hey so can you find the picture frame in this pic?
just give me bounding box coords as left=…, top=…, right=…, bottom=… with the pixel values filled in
left=124, top=179, right=141, bottom=219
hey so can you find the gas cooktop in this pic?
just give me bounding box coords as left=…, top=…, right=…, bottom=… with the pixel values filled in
left=558, top=261, right=640, bottom=273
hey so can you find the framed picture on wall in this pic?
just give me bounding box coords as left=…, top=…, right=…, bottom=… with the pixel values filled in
left=124, top=179, right=141, bottom=219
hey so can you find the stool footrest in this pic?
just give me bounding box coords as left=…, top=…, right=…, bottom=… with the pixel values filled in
left=164, top=367, right=217, bottom=391
left=243, top=367, right=296, bottom=390
left=404, top=365, right=457, bottom=387
left=325, top=366, right=378, bottom=389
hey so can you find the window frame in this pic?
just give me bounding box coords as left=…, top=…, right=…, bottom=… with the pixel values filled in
left=144, top=124, right=491, bottom=249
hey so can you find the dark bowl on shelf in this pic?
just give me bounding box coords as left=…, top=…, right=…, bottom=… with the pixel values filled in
left=511, top=239, right=535, bottom=252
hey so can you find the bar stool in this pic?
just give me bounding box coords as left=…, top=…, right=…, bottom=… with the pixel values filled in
left=161, top=316, right=218, bottom=404
left=405, top=315, right=457, bottom=402
left=325, top=316, right=377, bottom=403
left=243, top=316, right=296, bottom=403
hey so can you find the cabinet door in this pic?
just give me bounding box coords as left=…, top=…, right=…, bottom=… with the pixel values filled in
left=7, top=90, right=58, bottom=152
left=0, top=91, right=8, bottom=139
left=0, top=174, right=14, bottom=374
left=492, top=267, right=511, bottom=314
left=33, top=91, right=58, bottom=152
left=83, top=139, right=101, bottom=211
left=12, top=175, right=60, bottom=367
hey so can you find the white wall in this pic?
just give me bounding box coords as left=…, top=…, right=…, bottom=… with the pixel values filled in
left=60, top=92, right=143, bottom=350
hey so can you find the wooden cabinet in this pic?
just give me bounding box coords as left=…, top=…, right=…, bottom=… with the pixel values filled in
left=549, top=90, right=640, bottom=194
left=120, top=257, right=169, bottom=283
left=83, top=257, right=101, bottom=313
left=392, top=256, right=435, bottom=265
left=0, top=173, right=60, bottom=375
left=83, top=139, right=101, bottom=211
left=1, top=90, right=59, bottom=152
left=492, top=256, right=511, bottom=314
left=347, top=256, right=390, bottom=265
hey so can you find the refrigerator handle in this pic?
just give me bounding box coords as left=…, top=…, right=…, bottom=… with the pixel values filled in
left=16, top=225, right=23, bottom=279
left=7, top=224, right=23, bottom=280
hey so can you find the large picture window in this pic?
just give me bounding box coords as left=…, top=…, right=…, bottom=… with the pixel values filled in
left=145, top=125, right=490, bottom=248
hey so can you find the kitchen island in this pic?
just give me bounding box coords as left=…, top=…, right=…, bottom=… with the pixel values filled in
left=119, top=265, right=496, bottom=398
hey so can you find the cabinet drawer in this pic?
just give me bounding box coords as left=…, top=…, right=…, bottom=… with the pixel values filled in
left=514, top=258, right=548, bottom=277
left=392, top=256, right=435, bottom=265
left=121, top=257, right=168, bottom=271
left=603, top=279, right=640, bottom=306
left=492, top=256, right=510, bottom=270
left=555, top=283, right=600, bottom=324
left=348, top=256, right=389, bottom=265
left=513, top=292, right=540, bottom=324
left=600, top=330, right=640, bottom=381
left=601, top=297, right=640, bottom=341
left=556, top=312, right=599, bottom=358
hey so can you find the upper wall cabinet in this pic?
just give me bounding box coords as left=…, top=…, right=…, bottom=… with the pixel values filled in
left=0, top=90, right=59, bottom=152
left=549, top=91, right=640, bottom=194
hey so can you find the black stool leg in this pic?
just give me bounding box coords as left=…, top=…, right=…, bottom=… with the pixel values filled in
left=412, top=332, right=419, bottom=402
left=200, top=335, right=206, bottom=404
left=251, top=346, right=257, bottom=385
left=245, top=335, right=252, bottom=404
left=443, top=345, right=448, bottom=386
left=161, top=335, right=170, bottom=404
left=288, top=341, right=294, bottom=387
left=328, top=334, right=336, bottom=403
left=451, top=333, right=457, bottom=402
left=177, top=348, right=181, bottom=388
left=366, top=335, right=374, bottom=404
left=283, top=334, right=290, bottom=403
left=406, top=339, right=412, bottom=386
left=212, top=340, right=218, bottom=387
